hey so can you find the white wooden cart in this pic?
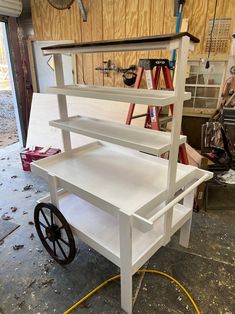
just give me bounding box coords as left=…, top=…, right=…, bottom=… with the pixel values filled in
left=31, top=33, right=213, bottom=314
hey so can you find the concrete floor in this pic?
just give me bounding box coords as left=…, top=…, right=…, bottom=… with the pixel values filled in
left=0, top=144, right=234, bottom=314
left=0, top=90, right=18, bottom=147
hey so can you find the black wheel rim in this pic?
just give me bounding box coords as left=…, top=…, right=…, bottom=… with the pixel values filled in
left=34, top=202, right=76, bottom=265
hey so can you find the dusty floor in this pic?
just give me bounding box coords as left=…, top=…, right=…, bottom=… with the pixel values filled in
left=0, top=90, right=18, bottom=147
left=0, top=144, right=234, bottom=314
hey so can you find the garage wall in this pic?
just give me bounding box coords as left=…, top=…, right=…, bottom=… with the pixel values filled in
left=30, top=0, right=235, bottom=86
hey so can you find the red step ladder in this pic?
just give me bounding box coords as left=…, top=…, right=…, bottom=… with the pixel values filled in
left=126, top=59, right=188, bottom=164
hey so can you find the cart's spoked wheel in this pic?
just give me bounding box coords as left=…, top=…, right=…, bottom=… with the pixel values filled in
left=34, top=202, right=76, bottom=265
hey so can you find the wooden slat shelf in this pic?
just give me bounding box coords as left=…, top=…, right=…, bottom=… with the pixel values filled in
left=49, top=115, right=186, bottom=155
left=47, top=84, right=191, bottom=106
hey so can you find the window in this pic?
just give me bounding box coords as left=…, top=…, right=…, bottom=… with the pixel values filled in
left=184, top=61, right=225, bottom=115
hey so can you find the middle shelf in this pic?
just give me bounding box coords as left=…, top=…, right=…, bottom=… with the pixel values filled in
left=49, top=115, right=186, bottom=155
left=47, top=84, right=191, bottom=106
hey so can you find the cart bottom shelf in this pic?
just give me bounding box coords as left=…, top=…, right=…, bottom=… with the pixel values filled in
left=39, top=192, right=192, bottom=272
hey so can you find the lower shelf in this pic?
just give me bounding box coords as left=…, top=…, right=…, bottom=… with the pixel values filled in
left=49, top=115, right=186, bottom=156
left=39, top=191, right=192, bottom=272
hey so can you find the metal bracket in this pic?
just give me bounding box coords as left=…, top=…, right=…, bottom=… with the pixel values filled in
left=138, top=59, right=171, bottom=70
left=77, top=0, right=87, bottom=22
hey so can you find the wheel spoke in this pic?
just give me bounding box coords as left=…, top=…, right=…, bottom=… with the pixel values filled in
left=50, top=211, right=54, bottom=225
left=58, top=237, right=70, bottom=247
left=53, top=240, right=57, bottom=256
left=40, top=209, right=50, bottom=227
left=35, top=203, right=76, bottom=264
left=39, top=221, right=47, bottom=228
left=56, top=239, right=67, bottom=260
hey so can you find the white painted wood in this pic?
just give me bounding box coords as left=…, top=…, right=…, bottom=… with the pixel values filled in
left=179, top=218, right=192, bottom=248
left=31, top=143, right=206, bottom=215
left=27, top=93, right=173, bottom=150
left=31, top=34, right=213, bottom=314
left=119, top=212, right=133, bottom=314
left=36, top=192, right=166, bottom=266
left=49, top=115, right=186, bottom=156
left=53, top=55, right=71, bottom=151
left=132, top=235, right=166, bottom=274
left=47, top=85, right=191, bottom=106
left=165, top=36, right=191, bottom=243
left=148, top=174, right=209, bottom=223
left=36, top=191, right=198, bottom=273
left=132, top=213, right=153, bottom=232
left=132, top=173, right=210, bottom=233
left=47, top=174, right=63, bottom=228
left=129, top=166, right=211, bottom=217
left=179, top=188, right=195, bottom=248
left=132, top=202, right=193, bottom=272
left=42, top=40, right=179, bottom=55
left=48, top=174, right=59, bottom=208
left=170, top=204, right=192, bottom=236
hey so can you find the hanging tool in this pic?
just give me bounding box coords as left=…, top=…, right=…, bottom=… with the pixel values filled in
left=77, top=0, right=87, bottom=22
left=205, top=0, right=218, bottom=69
left=126, top=58, right=188, bottom=164
left=95, top=61, right=136, bottom=78
left=122, top=71, right=137, bottom=86
left=170, top=0, right=185, bottom=69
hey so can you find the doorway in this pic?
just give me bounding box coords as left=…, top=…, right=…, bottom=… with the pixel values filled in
left=0, top=21, right=22, bottom=148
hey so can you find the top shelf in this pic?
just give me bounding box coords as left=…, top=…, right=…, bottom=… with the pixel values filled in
left=42, top=32, right=199, bottom=55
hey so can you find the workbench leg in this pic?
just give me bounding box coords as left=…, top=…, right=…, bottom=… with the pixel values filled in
left=119, top=212, right=133, bottom=314
left=179, top=189, right=194, bottom=248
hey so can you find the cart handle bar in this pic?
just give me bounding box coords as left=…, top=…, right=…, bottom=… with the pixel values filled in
left=133, top=174, right=210, bottom=227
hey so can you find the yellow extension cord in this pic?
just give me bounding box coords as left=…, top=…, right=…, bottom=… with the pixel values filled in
left=64, top=269, right=200, bottom=314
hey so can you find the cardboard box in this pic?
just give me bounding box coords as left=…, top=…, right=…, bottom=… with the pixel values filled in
left=20, top=146, right=61, bottom=171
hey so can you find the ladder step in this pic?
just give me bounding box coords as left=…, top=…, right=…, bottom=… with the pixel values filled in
left=126, top=59, right=189, bottom=164
left=159, top=116, right=172, bottom=124
left=131, top=113, right=148, bottom=119
left=131, top=115, right=172, bottom=124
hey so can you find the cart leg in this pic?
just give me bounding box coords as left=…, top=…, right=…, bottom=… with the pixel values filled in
left=53, top=54, right=71, bottom=152
left=48, top=174, right=61, bottom=226
left=179, top=189, right=194, bottom=248
left=48, top=174, right=59, bottom=208
left=179, top=218, right=192, bottom=248
left=119, top=212, right=133, bottom=314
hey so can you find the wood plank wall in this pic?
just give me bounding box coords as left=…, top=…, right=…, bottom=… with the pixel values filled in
left=31, top=0, right=235, bottom=86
